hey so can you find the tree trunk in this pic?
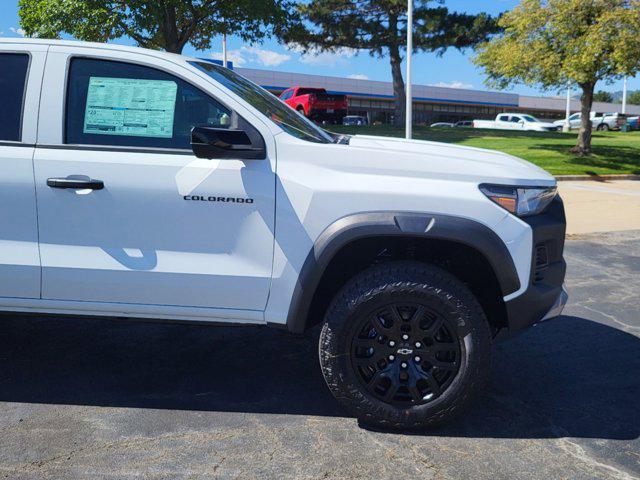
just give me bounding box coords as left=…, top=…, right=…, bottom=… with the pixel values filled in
left=389, top=45, right=406, bottom=128
left=572, top=82, right=595, bottom=155
left=161, top=5, right=183, bottom=53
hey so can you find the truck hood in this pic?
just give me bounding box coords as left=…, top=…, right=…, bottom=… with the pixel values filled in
left=347, top=135, right=555, bottom=186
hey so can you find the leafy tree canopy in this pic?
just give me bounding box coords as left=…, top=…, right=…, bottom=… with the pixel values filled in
left=628, top=90, right=640, bottom=105
left=19, top=0, right=296, bottom=53
left=593, top=90, right=614, bottom=103
left=474, top=0, right=640, bottom=154
left=283, top=0, right=500, bottom=126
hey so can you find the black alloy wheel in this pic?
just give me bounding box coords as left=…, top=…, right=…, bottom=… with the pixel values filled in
left=350, top=302, right=461, bottom=406
left=319, top=261, right=492, bottom=429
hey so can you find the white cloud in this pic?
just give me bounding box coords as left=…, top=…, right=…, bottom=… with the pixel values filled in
left=210, top=46, right=290, bottom=67
left=10, top=27, right=26, bottom=37
left=430, top=81, right=474, bottom=90
left=287, top=43, right=359, bottom=66
left=242, top=46, right=290, bottom=67
left=348, top=74, right=369, bottom=80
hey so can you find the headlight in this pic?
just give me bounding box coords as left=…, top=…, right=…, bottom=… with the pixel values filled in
left=480, top=184, right=557, bottom=217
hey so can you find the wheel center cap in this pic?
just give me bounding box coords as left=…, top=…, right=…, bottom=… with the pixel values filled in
left=396, top=347, right=413, bottom=356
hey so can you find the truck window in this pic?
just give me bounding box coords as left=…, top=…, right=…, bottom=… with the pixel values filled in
left=65, top=58, right=232, bottom=150
left=0, top=53, right=30, bottom=142
left=297, top=88, right=325, bottom=96
left=498, top=115, right=510, bottom=122
left=191, top=61, right=333, bottom=143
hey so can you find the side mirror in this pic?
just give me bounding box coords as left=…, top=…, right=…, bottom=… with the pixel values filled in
left=191, top=126, right=265, bottom=160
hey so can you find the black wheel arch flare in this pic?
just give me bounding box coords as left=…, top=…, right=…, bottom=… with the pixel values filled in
left=284, top=211, right=521, bottom=334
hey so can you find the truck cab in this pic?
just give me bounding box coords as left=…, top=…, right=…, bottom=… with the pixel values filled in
left=279, top=86, right=348, bottom=124
left=0, top=38, right=567, bottom=429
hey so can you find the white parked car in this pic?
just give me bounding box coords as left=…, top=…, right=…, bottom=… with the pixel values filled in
left=553, top=112, right=627, bottom=131
left=0, top=38, right=567, bottom=429
left=474, top=114, right=560, bottom=132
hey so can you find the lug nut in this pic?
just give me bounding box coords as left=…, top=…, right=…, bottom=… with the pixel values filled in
left=389, top=340, right=396, bottom=347
left=415, top=342, right=421, bottom=348
left=402, top=334, right=409, bottom=340
left=401, top=362, right=408, bottom=369
left=414, top=356, right=421, bottom=362
left=389, top=355, right=395, bottom=361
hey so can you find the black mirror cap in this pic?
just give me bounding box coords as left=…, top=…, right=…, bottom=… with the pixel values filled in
left=190, top=126, right=266, bottom=160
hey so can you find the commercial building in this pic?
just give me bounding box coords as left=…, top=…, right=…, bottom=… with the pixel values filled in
left=235, top=66, right=640, bottom=124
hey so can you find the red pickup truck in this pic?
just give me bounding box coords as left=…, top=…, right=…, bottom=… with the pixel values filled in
left=279, top=87, right=348, bottom=124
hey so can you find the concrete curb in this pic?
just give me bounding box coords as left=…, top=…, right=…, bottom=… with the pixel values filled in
left=556, top=174, right=640, bottom=182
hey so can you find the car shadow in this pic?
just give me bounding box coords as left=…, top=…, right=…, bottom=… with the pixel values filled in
left=0, top=314, right=638, bottom=440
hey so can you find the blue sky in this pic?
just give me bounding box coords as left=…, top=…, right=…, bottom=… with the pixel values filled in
left=1, top=0, right=637, bottom=96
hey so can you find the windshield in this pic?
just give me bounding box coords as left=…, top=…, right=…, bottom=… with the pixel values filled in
left=190, top=61, right=334, bottom=144
left=522, top=115, right=540, bottom=123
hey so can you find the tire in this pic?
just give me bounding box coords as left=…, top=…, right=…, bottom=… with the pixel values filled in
left=597, top=123, right=609, bottom=131
left=296, top=106, right=306, bottom=117
left=319, top=261, right=491, bottom=430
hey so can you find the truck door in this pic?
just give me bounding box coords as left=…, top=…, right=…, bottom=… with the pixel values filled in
left=33, top=49, right=276, bottom=315
left=0, top=45, right=47, bottom=299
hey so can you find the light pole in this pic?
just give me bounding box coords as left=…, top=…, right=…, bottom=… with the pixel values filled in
left=222, top=34, right=228, bottom=68
left=405, top=0, right=413, bottom=139
left=622, top=76, right=628, bottom=114
left=564, top=84, right=571, bottom=133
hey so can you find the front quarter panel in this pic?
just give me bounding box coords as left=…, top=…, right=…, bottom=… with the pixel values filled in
left=264, top=134, right=536, bottom=327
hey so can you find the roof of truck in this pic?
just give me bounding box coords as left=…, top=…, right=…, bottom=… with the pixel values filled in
left=0, top=37, right=200, bottom=63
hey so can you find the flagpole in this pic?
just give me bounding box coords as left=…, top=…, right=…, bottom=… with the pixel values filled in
left=405, top=0, right=413, bottom=139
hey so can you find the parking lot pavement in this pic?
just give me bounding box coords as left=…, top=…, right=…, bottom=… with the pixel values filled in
left=558, top=180, right=640, bottom=235
left=0, top=231, right=639, bottom=480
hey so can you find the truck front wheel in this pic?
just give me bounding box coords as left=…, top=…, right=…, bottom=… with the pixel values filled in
left=319, top=261, right=491, bottom=430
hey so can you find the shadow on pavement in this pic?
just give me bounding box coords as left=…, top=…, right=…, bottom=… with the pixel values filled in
left=0, top=314, right=638, bottom=440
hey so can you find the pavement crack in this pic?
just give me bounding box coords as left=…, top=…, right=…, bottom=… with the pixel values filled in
left=578, top=304, right=640, bottom=334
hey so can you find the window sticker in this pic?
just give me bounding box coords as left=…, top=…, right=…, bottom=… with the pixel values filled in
left=83, top=77, right=177, bottom=138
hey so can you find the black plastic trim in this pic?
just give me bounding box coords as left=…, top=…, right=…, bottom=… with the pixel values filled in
left=503, top=197, right=567, bottom=334
left=35, top=144, right=194, bottom=156
left=286, top=211, right=521, bottom=334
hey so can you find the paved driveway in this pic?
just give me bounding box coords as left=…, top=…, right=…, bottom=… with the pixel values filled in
left=559, top=180, right=640, bottom=235
left=1, top=231, right=639, bottom=480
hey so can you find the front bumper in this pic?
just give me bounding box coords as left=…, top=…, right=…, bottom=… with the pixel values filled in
left=503, top=197, right=567, bottom=334
left=542, top=285, right=568, bottom=321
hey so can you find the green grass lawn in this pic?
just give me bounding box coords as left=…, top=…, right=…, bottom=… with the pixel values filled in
left=331, top=125, right=640, bottom=176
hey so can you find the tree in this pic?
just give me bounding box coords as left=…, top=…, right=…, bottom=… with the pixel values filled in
left=628, top=90, right=640, bottom=105
left=18, top=0, right=295, bottom=54
left=593, top=90, right=614, bottom=103
left=474, top=0, right=640, bottom=155
left=283, top=0, right=499, bottom=127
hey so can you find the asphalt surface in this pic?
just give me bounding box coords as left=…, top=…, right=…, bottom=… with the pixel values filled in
left=1, top=230, right=639, bottom=479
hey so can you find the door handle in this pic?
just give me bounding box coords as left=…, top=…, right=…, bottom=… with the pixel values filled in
left=47, top=177, right=104, bottom=190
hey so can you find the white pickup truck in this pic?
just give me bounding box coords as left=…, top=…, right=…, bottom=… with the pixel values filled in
left=474, top=113, right=560, bottom=132
left=0, top=38, right=568, bottom=430
left=553, top=112, right=627, bottom=131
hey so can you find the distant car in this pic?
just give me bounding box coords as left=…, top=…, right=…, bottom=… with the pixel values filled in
left=627, top=116, right=639, bottom=130
left=455, top=120, right=473, bottom=128
left=474, top=114, right=560, bottom=132
left=430, top=122, right=455, bottom=128
left=342, top=115, right=368, bottom=126
left=553, top=112, right=627, bottom=131
left=279, top=87, right=348, bottom=124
